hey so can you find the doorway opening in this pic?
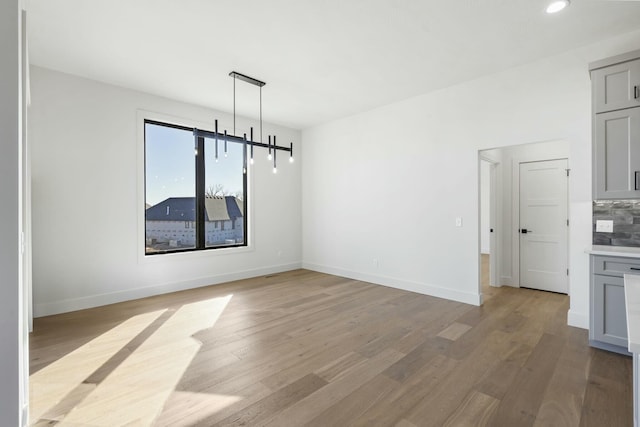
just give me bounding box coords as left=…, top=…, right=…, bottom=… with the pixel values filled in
left=478, top=140, right=570, bottom=302
left=479, top=157, right=498, bottom=301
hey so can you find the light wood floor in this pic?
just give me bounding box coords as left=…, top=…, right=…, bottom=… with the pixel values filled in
left=30, top=258, right=633, bottom=426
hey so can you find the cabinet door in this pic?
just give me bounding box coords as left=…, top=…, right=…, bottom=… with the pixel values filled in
left=593, top=255, right=640, bottom=276
left=592, top=58, right=640, bottom=114
left=593, top=275, right=628, bottom=348
left=594, top=107, right=640, bottom=199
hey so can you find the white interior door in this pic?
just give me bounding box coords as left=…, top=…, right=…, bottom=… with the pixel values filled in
left=519, top=159, right=568, bottom=294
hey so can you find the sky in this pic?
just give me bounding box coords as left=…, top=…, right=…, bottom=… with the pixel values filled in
left=145, top=122, right=244, bottom=206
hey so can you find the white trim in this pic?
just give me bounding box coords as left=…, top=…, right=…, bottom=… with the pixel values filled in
left=20, top=11, right=30, bottom=427
left=478, top=154, right=500, bottom=294
left=567, top=309, right=588, bottom=329
left=303, top=262, right=481, bottom=306
left=34, top=262, right=302, bottom=317
left=500, top=275, right=513, bottom=286
left=135, top=109, right=256, bottom=265
left=489, top=162, right=499, bottom=287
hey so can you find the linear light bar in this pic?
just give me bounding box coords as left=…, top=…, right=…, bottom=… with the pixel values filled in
left=229, top=71, right=266, bottom=87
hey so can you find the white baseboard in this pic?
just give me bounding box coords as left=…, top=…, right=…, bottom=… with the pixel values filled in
left=302, top=262, right=481, bottom=306
left=34, top=262, right=302, bottom=317
left=500, top=276, right=515, bottom=287
left=21, top=403, right=28, bottom=427
left=567, top=309, right=588, bottom=330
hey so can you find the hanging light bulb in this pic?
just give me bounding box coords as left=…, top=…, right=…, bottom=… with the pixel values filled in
left=546, top=0, right=569, bottom=13
left=289, top=142, right=294, bottom=163
left=273, top=139, right=277, bottom=173
left=268, top=135, right=272, bottom=161
left=224, top=130, right=228, bottom=158
left=214, top=119, right=219, bottom=162
left=243, top=133, right=247, bottom=174
left=249, top=127, right=254, bottom=165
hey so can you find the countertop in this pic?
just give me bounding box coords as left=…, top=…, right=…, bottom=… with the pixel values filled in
left=586, top=245, right=640, bottom=259
left=624, top=274, right=640, bottom=354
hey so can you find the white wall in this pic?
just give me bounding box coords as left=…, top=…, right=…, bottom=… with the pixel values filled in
left=29, top=67, right=302, bottom=316
left=0, top=0, right=24, bottom=425
left=302, top=30, right=640, bottom=328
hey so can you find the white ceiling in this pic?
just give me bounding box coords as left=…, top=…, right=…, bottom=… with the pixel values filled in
left=26, top=0, right=640, bottom=130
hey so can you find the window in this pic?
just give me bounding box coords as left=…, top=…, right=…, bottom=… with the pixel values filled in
left=144, top=120, right=247, bottom=255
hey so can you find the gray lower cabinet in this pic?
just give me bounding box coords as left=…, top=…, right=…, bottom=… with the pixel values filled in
left=590, top=255, right=638, bottom=354
left=593, top=107, right=640, bottom=199
left=591, top=57, right=640, bottom=114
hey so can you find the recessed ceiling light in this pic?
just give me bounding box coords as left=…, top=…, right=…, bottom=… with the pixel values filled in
left=546, top=0, right=570, bottom=14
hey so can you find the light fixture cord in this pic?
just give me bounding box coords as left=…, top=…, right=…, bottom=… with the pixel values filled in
left=260, top=86, right=263, bottom=143
left=233, top=75, right=236, bottom=135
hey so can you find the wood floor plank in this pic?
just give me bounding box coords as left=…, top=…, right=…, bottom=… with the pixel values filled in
left=437, top=322, right=472, bottom=341
left=29, top=264, right=634, bottom=427
left=304, top=374, right=398, bottom=427
left=533, top=326, right=590, bottom=427
left=488, top=333, right=565, bottom=427
left=260, top=349, right=405, bottom=427
left=352, top=354, right=459, bottom=427
left=404, top=330, right=524, bottom=427
left=442, top=390, right=500, bottom=427
left=211, top=373, right=328, bottom=427
left=473, top=358, right=522, bottom=400
left=579, top=349, right=633, bottom=427
left=154, top=381, right=271, bottom=427
left=382, top=338, right=450, bottom=383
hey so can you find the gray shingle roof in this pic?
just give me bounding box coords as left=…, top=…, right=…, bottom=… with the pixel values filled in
left=146, top=197, right=243, bottom=222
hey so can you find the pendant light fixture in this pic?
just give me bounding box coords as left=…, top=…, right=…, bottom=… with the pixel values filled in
left=546, top=0, right=569, bottom=14
left=228, top=71, right=292, bottom=173
left=191, top=71, right=294, bottom=175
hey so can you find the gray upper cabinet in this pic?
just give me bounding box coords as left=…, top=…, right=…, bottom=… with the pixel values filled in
left=591, top=50, right=640, bottom=200
left=594, top=107, right=640, bottom=199
left=592, top=58, right=640, bottom=114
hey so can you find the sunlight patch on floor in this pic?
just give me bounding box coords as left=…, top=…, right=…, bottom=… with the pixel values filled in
left=30, top=309, right=167, bottom=422
left=154, top=391, right=243, bottom=426
left=58, top=295, right=233, bottom=426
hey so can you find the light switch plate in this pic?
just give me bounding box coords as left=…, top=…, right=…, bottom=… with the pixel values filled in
left=596, top=220, right=614, bottom=233
left=455, top=217, right=463, bottom=227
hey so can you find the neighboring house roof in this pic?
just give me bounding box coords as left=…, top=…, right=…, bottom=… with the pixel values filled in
left=226, top=195, right=244, bottom=218
left=205, top=197, right=230, bottom=221
left=145, top=197, right=196, bottom=221
left=146, top=196, right=243, bottom=222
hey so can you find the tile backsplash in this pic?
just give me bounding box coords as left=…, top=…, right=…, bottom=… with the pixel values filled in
left=593, top=200, right=640, bottom=247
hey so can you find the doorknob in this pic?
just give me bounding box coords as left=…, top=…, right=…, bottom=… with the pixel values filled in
left=521, top=229, right=531, bottom=234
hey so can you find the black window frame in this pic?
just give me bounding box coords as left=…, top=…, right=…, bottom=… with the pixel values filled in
left=144, top=119, right=248, bottom=255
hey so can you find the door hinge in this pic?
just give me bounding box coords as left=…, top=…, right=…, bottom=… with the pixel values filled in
left=567, top=219, right=569, bottom=226
left=567, top=268, right=569, bottom=276
left=566, top=169, right=570, bottom=177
